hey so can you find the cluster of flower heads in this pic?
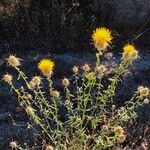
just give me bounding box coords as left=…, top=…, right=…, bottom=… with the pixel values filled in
left=137, top=86, right=150, bottom=104
left=92, top=27, right=138, bottom=61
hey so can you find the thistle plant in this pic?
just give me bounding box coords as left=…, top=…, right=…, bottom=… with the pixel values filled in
left=2, top=27, right=150, bottom=150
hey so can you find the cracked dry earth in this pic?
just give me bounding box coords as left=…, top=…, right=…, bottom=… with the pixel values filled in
left=0, top=50, right=150, bottom=149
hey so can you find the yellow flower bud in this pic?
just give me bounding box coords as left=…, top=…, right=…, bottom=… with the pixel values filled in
left=122, top=44, right=138, bottom=61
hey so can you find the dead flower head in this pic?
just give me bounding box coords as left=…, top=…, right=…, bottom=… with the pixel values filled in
left=10, top=141, right=17, bottom=149
left=45, top=145, right=54, bottom=150
left=96, top=64, right=106, bottom=75
left=72, top=66, right=79, bottom=74
left=82, top=64, right=91, bottom=72
left=138, top=86, right=149, bottom=98
left=2, top=74, right=13, bottom=84
left=7, top=55, right=21, bottom=68
left=52, top=90, right=60, bottom=99
left=62, top=78, right=70, bottom=87
left=30, top=76, right=41, bottom=87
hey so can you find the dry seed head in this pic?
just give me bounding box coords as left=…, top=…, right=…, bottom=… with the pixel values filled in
left=46, top=145, right=54, bottom=150
left=114, top=126, right=125, bottom=136
left=10, top=141, right=17, bottom=149
left=117, top=133, right=126, bottom=143
left=62, top=78, right=70, bottom=86
left=31, top=76, right=41, bottom=87
left=2, top=74, right=13, bottom=84
left=52, top=90, right=60, bottom=99
left=96, top=65, right=106, bottom=75
left=138, top=86, right=149, bottom=98
left=72, top=66, right=79, bottom=74
left=7, top=55, right=20, bottom=68
left=82, top=64, right=90, bottom=72
left=26, top=94, right=32, bottom=100
left=143, top=98, right=149, bottom=104
left=28, top=81, right=36, bottom=89
left=25, top=106, right=35, bottom=116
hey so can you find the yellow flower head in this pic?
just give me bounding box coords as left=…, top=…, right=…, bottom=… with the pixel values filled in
left=92, top=27, right=112, bottom=51
left=122, top=44, right=138, bottom=61
left=38, top=59, right=54, bottom=77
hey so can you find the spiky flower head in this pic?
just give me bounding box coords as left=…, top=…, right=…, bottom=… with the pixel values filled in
left=30, top=76, right=41, bottom=87
left=114, top=126, right=125, bottom=136
left=2, top=74, right=13, bottom=84
left=52, top=90, right=60, bottom=99
left=138, top=86, right=149, bottom=98
left=82, top=64, right=91, bottom=72
left=10, top=141, right=17, bottom=149
left=72, top=66, right=79, bottom=74
left=7, top=55, right=21, bottom=68
left=28, top=81, right=36, bottom=89
left=122, top=44, right=138, bottom=61
left=114, top=126, right=126, bottom=143
left=38, top=59, right=54, bottom=77
left=117, top=133, right=126, bottom=143
left=46, top=145, right=54, bottom=150
left=62, top=78, right=70, bottom=87
left=96, top=64, right=106, bottom=75
left=92, top=27, right=112, bottom=51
